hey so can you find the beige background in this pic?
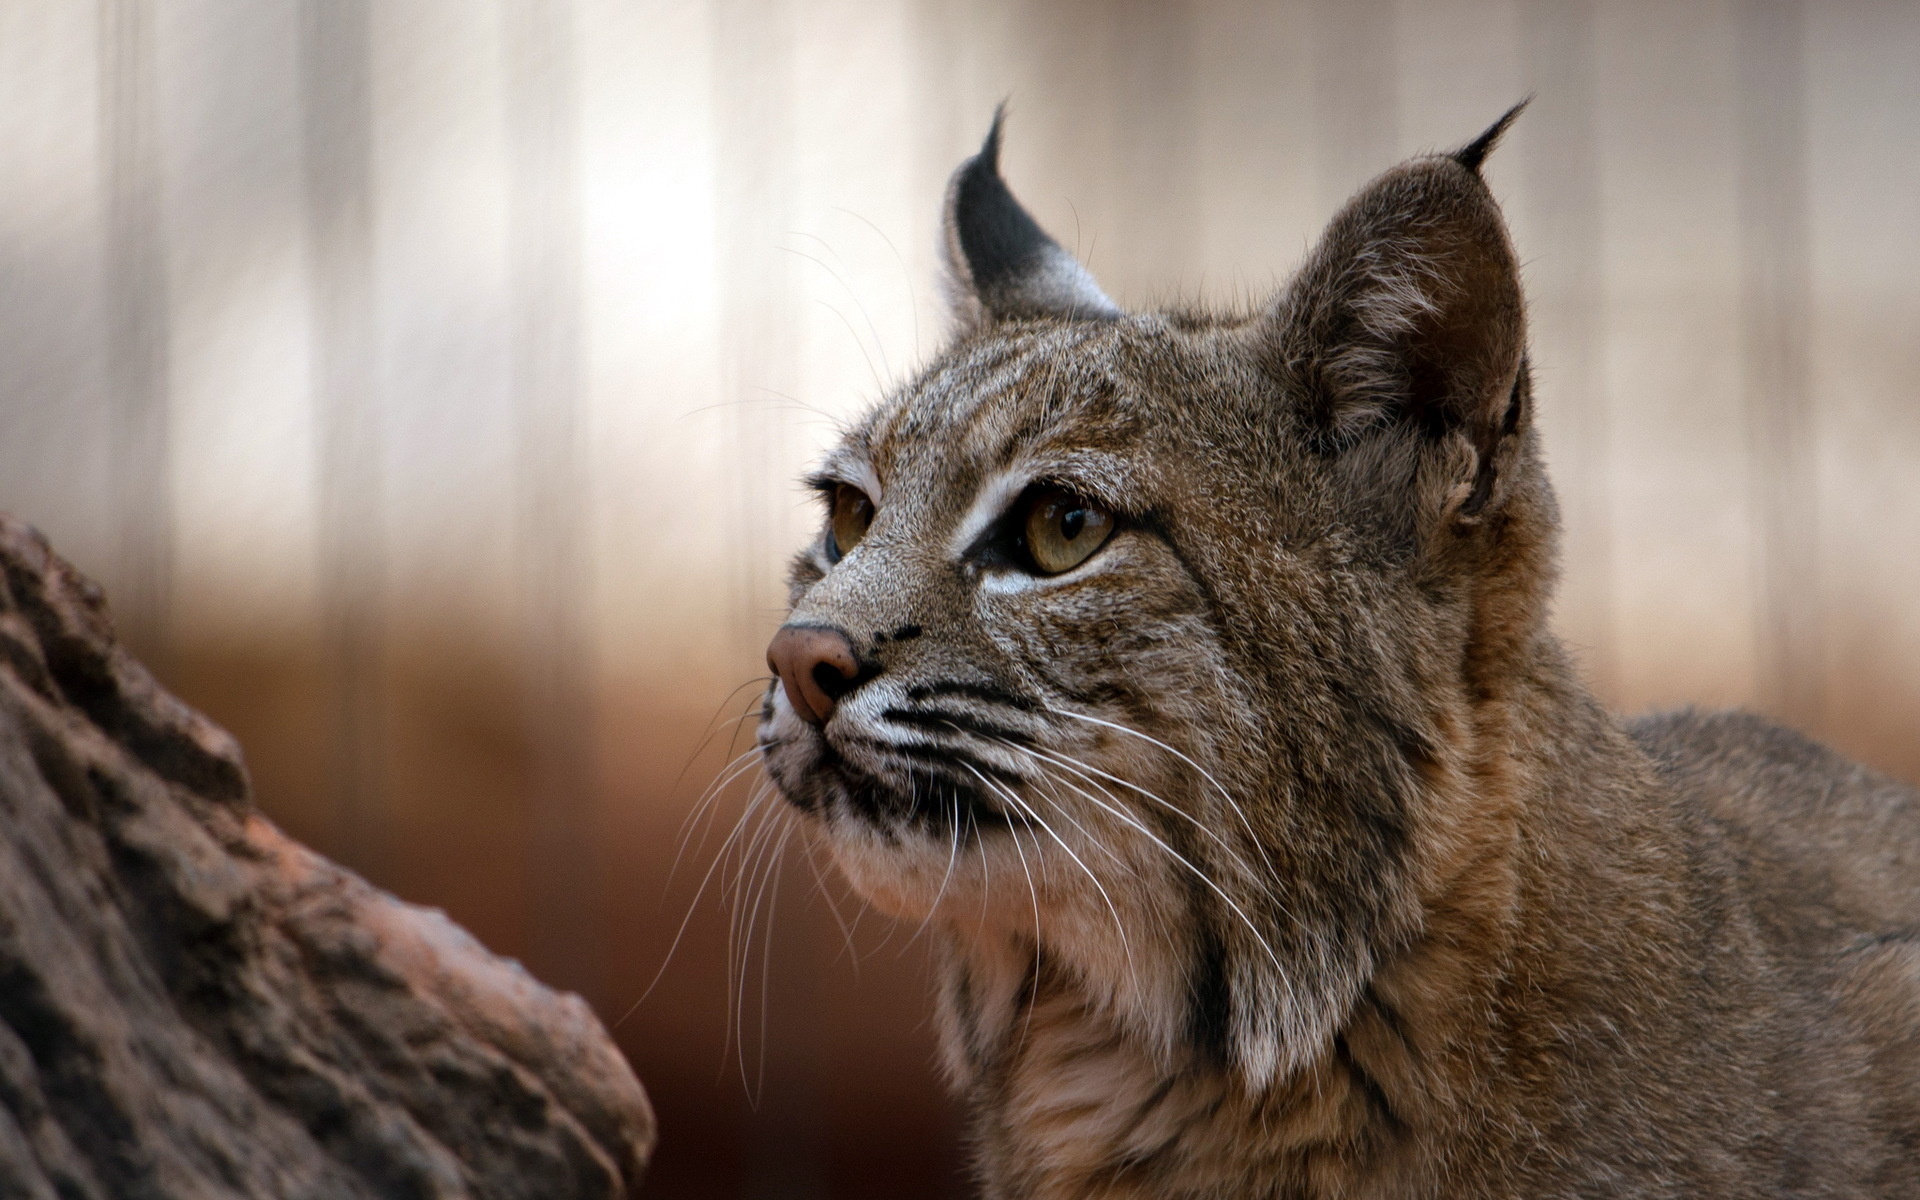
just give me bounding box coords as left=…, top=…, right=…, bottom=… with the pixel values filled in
left=1, top=1, right=1915, bottom=1195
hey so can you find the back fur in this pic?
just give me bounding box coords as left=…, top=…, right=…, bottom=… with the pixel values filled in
left=755, top=111, right=1920, bottom=1197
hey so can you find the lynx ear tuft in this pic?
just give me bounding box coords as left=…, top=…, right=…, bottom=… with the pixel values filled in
left=941, top=107, right=1120, bottom=329
left=1451, top=98, right=1529, bottom=175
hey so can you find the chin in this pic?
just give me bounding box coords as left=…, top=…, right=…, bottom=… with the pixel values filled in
left=759, top=711, right=994, bottom=922
left=814, top=816, right=964, bottom=919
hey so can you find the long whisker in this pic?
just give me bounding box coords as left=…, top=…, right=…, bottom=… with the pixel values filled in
left=799, top=832, right=865, bottom=971
left=1016, top=741, right=1264, bottom=883
left=1025, top=765, right=1139, bottom=874
left=671, top=743, right=772, bottom=885
left=1050, top=706, right=1243, bottom=805
left=972, top=799, right=993, bottom=941
left=998, top=798, right=1046, bottom=1054
left=618, top=777, right=778, bottom=1031
left=724, top=784, right=788, bottom=1050
left=1051, top=706, right=1273, bottom=871
left=989, top=738, right=1290, bottom=984
left=990, top=782, right=1044, bottom=945
left=668, top=676, right=775, bottom=802
left=745, top=817, right=798, bottom=1106
left=723, top=781, right=783, bottom=909
left=727, top=800, right=777, bottom=1094
left=1001, top=791, right=1044, bottom=941
left=901, top=784, right=968, bottom=955
left=728, top=793, right=792, bottom=1091
left=1023, top=759, right=1187, bottom=953
left=966, top=763, right=1140, bottom=1000
left=660, top=683, right=775, bottom=893
left=998, top=740, right=1212, bottom=856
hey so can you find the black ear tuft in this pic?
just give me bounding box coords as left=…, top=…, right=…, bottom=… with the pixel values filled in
left=949, top=108, right=1033, bottom=300
left=1451, top=98, right=1530, bottom=174
left=942, top=106, right=1119, bottom=327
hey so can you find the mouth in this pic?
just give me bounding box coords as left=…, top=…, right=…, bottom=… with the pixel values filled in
left=766, top=732, right=1023, bottom=837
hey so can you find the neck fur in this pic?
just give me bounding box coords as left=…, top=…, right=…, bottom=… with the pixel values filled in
left=933, top=634, right=1638, bottom=1197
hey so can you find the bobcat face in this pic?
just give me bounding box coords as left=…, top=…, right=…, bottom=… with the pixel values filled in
left=759, top=108, right=1541, bottom=1085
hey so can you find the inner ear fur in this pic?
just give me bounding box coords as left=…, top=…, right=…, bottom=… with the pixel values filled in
left=1264, top=147, right=1528, bottom=526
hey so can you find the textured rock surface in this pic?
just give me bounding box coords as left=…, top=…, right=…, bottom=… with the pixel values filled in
left=0, top=516, right=654, bottom=1199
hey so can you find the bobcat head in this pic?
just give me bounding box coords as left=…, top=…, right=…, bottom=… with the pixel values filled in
left=758, top=105, right=1545, bottom=1090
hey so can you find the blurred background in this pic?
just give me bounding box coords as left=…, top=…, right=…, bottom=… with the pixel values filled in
left=1, top=0, right=1916, bottom=1195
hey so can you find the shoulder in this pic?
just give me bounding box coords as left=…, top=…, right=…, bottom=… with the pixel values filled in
left=1628, top=707, right=1854, bottom=793
left=1629, top=706, right=1920, bottom=931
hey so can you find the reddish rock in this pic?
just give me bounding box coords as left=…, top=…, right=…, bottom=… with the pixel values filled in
left=0, top=516, right=654, bottom=1199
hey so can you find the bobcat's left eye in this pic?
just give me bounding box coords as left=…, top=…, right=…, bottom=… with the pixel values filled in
left=1023, top=488, right=1114, bottom=575
left=828, top=484, right=874, bottom=562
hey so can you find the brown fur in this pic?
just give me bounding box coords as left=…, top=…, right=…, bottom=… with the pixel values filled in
left=756, top=113, right=1920, bottom=1197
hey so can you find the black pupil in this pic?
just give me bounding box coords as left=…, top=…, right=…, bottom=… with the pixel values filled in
left=1060, top=507, right=1085, bottom=541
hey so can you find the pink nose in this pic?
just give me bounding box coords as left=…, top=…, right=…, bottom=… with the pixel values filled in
left=767, top=625, right=862, bottom=725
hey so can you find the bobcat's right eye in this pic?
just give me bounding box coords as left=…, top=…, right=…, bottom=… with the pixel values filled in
left=1022, top=488, right=1114, bottom=575
left=828, top=484, right=874, bottom=562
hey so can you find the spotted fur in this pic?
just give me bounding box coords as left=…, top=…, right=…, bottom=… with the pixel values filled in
left=756, top=110, right=1920, bottom=1198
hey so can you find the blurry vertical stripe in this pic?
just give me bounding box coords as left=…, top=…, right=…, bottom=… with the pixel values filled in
left=1109, top=0, right=1198, bottom=296
left=1311, top=0, right=1398, bottom=214
left=906, top=0, right=965, bottom=242
left=1522, top=0, right=1616, bottom=692
left=711, top=7, right=828, bottom=1191
left=714, top=0, right=797, bottom=645
left=97, top=0, right=171, bottom=665
left=299, top=0, right=386, bottom=875
left=1736, top=0, right=1824, bottom=728
left=502, top=0, right=602, bottom=1008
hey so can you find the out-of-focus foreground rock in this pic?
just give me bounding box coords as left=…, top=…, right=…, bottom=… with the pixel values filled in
left=0, top=516, right=654, bottom=1199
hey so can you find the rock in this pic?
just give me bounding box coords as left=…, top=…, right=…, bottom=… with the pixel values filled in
left=0, top=516, right=654, bottom=1199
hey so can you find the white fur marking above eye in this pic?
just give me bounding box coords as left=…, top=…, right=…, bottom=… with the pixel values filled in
left=850, top=459, right=884, bottom=507
left=949, top=464, right=1031, bottom=560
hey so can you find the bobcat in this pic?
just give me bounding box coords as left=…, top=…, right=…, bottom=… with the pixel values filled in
left=756, top=105, right=1920, bottom=1197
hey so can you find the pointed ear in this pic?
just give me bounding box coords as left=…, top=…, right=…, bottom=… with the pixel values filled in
left=941, top=109, right=1120, bottom=329
left=1265, top=104, right=1530, bottom=523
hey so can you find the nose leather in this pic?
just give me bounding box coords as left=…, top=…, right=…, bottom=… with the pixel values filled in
left=767, top=625, right=862, bottom=725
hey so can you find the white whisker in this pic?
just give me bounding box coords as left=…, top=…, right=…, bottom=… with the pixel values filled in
left=745, top=818, right=798, bottom=1105
left=966, top=763, right=1141, bottom=1000
left=671, top=744, right=771, bottom=884
left=618, top=776, right=776, bottom=1032
left=1019, top=741, right=1259, bottom=880
left=987, top=737, right=1291, bottom=985
left=902, top=785, right=969, bottom=954
left=1052, top=706, right=1274, bottom=873
left=800, top=833, right=865, bottom=971
left=725, top=790, right=790, bottom=1079
left=1001, top=805, right=1046, bottom=1054
left=731, top=798, right=797, bottom=1093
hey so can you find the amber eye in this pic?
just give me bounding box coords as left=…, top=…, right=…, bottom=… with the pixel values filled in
left=828, top=484, right=874, bottom=560
left=1023, top=488, right=1115, bottom=575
